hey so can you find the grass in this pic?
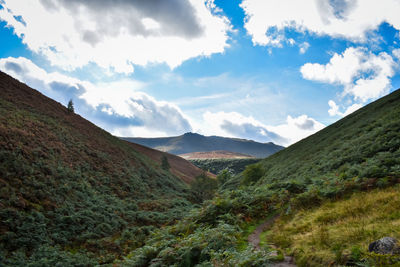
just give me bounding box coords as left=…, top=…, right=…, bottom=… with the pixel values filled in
left=266, top=185, right=400, bottom=266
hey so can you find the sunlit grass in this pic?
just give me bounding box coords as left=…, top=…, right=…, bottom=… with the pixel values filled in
left=266, top=185, right=400, bottom=266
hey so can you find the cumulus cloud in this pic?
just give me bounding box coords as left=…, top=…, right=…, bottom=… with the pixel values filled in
left=328, top=100, right=362, bottom=117
left=240, top=0, right=400, bottom=46
left=301, top=47, right=397, bottom=102
left=0, top=0, right=232, bottom=73
left=201, top=111, right=324, bottom=146
left=0, top=56, right=192, bottom=136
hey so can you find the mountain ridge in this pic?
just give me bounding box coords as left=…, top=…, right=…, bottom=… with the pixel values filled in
left=122, top=132, right=284, bottom=158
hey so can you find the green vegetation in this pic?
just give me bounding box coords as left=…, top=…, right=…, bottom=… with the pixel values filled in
left=190, top=173, right=218, bottom=203
left=161, top=154, right=170, bottom=171
left=0, top=73, right=195, bottom=265
left=241, top=163, right=265, bottom=185
left=267, top=186, right=400, bottom=266
left=121, top=89, right=400, bottom=266
left=1, top=71, right=400, bottom=266
left=67, top=99, right=74, bottom=113
left=189, top=157, right=261, bottom=175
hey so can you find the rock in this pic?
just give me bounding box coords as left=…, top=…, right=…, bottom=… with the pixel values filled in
left=368, top=237, right=400, bottom=255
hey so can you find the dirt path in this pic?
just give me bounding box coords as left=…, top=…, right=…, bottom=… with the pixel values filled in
left=248, top=216, right=297, bottom=267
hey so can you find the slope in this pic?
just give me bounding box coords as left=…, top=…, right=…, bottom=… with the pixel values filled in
left=122, top=132, right=284, bottom=158
left=126, top=142, right=215, bottom=183
left=254, top=87, right=400, bottom=192
left=0, top=71, right=195, bottom=265
left=122, top=89, right=400, bottom=266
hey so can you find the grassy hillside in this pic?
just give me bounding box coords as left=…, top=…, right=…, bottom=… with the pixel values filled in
left=0, top=71, right=197, bottom=265
left=253, top=86, right=400, bottom=194
left=267, top=185, right=400, bottom=266
left=122, top=132, right=284, bottom=158
left=122, top=89, right=400, bottom=266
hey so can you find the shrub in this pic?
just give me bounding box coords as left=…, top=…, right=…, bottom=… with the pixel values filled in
left=241, top=164, right=265, bottom=185
left=67, top=99, right=74, bottom=113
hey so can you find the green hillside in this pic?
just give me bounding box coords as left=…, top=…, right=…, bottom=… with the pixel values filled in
left=0, top=71, right=195, bottom=265
left=123, top=89, right=400, bottom=266
left=254, top=88, right=400, bottom=193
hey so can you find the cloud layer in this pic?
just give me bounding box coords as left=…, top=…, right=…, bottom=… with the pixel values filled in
left=201, top=111, right=324, bottom=146
left=0, top=56, right=192, bottom=136
left=0, top=0, right=231, bottom=73
left=241, top=0, right=400, bottom=46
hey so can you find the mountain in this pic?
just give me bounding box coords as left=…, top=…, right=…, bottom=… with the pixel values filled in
left=123, top=89, right=400, bottom=266
left=179, top=150, right=254, bottom=160
left=0, top=71, right=203, bottom=265
left=122, top=132, right=284, bottom=158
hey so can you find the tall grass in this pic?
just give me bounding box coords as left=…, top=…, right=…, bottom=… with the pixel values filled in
left=267, top=185, right=400, bottom=266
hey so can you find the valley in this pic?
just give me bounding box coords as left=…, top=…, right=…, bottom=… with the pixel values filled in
left=1, top=71, right=399, bottom=266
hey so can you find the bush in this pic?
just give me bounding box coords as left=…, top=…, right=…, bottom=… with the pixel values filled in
left=241, top=164, right=265, bottom=185
left=190, top=174, right=218, bottom=203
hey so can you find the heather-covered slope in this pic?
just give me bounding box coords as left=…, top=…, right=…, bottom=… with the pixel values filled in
left=122, top=132, right=284, bottom=158
left=126, top=142, right=215, bottom=183
left=0, top=71, right=194, bottom=265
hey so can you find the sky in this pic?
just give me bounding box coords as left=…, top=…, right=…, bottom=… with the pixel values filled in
left=0, top=0, right=399, bottom=146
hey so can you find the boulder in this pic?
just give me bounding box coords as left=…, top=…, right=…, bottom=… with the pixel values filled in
left=368, top=237, right=400, bottom=255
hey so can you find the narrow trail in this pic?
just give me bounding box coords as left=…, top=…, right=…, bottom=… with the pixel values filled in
left=247, top=215, right=297, bottom=267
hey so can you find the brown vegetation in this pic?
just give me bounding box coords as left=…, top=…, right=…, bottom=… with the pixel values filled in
left=179, top=150, right=254, bottom=160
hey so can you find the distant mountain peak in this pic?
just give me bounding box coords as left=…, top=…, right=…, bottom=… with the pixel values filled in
left=122, top=132, right=284, bottom=158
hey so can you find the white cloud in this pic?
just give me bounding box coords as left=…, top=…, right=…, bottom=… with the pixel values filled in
left=393, top=48, right=400, bottom=60
left=240, top=0, right=400, bottom=46
left=268, top=115, right=325, bottom=145
left=328, top=100, right=362, bottom=117
left=0, top=0, right=232, bottom=73
left=201, top=111, right=324, bottom=146
left=299, top=42, right=310, bottom=54
left=0, top=56, right=85, bottom=101
left=0, top=56, right=192, bottom=136
left=301, top=47, right=396, bottom=102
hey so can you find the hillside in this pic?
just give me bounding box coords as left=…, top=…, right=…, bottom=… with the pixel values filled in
left=251, top=87, right=400, bottom=190
left=127, top=142, right=215, bottom=183
left=0, top=71, right=199, bottom=265
left=122, top=132, right=284, bottom=158
left=123, top=89, right=400, bottom=266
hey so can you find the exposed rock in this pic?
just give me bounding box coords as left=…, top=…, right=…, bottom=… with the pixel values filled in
left=369, top=237, right=400, bottom=255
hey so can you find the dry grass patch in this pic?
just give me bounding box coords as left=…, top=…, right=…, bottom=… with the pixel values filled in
left=266, top=185, right=400, bottom=266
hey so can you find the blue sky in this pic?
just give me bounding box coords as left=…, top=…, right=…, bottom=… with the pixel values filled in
left=0, top=0, right=399, bottom=146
